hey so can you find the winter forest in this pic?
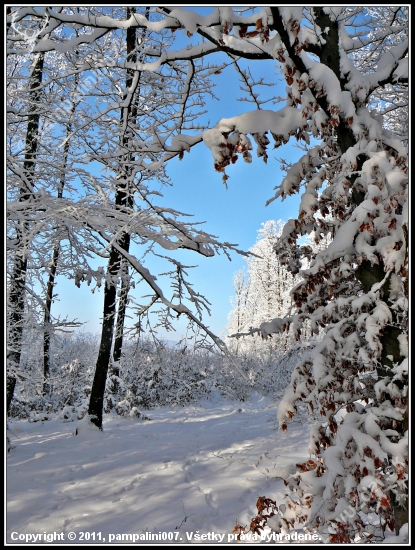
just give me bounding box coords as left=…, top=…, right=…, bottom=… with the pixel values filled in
left=6, top=6, right=409, bottom=545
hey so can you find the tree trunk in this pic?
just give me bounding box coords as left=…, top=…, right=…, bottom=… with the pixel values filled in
left=112, top=7, right=149, bottom=370
left=113, top=252, right=131, bottom=368
left=88, top=246, right=122, bottom=427
left=42, top=83, right=78, bottom=395
left=7, top=51, right=44, bottom=413
left=87, top=9, right=138, bottom=428
left=43, top=244, right=60, bottom=395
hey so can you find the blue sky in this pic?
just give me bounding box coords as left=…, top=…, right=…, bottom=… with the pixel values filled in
left=52, top=25, right=305, bottom=344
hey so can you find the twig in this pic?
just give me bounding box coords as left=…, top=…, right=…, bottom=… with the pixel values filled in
left=175, top=500, right=196, bottom=530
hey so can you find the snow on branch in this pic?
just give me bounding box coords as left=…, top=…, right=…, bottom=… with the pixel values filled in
left=203, top=107, right=305, bottom=180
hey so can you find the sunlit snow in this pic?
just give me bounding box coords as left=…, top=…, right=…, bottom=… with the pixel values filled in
left=7, top=396, right=314, bottom=545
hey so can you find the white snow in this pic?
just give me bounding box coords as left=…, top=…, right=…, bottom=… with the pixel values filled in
left=213, top=108, right=304, bottom=137
left=6, top=395, right=314, bottom=545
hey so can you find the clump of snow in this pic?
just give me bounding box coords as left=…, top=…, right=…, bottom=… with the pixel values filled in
left=382, top=523, right=409, bottom=544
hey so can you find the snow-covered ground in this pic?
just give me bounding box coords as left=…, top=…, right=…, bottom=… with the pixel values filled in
left=6, top=395, right=313, bottom=545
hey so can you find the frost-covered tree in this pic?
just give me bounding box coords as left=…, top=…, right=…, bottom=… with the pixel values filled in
left=226, top=220, right=300, bottom=355
left=226, top=268, right=250, bottom=352
left=197, top=7, right=408, bottom=540
left=7, top=20, right=103, bottom=409
left=6, top=42, right=46, bottom=410
left=6, top=7, right=247, bottom=429
left=7, top=7, right=408, bottom=538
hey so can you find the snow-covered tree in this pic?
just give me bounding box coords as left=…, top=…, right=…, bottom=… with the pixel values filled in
left=6, top=43, right=47, bottom=410
left=7, top=7, right=408, bottom=538
left=197, top=7, right=408, bottom=540
left=226, top=220, right=300, bottom=355
left=6, top=7, right=247, bottom=429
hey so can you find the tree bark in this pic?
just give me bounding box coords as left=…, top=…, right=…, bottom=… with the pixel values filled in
left=113, top=249, right=131, bottom=368
left=43, top=244, right=60, bottom=395
left=88, top=246, right=122, bottom=427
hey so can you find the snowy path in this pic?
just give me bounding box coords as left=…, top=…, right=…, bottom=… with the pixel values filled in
left=6, top=396, right=312, bottom=545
